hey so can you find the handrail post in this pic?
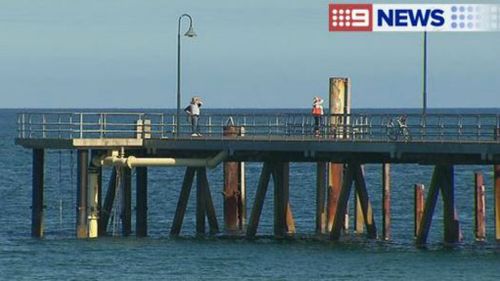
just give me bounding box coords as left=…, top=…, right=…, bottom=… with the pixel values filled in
left=58, top=114, right=62, bottom=139
left=21, top=113, right=26, bottom=138
left=79, top=113, right=83, bottom=139
left=42, top=114, right=47, bottom=138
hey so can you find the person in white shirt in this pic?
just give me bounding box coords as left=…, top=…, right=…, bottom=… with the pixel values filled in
left=184, top=97, right=203, bottom=136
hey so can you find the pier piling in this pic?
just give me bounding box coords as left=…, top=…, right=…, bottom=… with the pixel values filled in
left=31, top=149, right=44, bottom=238
left=495, top=165, right=500, bottom=240
left=136, top=166, right=148, bottom=237
left=199, top=168, right=219, bottom=234
left=382, top=163, right=391, bottom=240
left=327, top=163, right=343, bottom=232
left=196, top=168, right=207, bottom=234
left=76, top=149, right=89, bottom=238
left=474, top=171, right=486, bottom=241
left=122, top=167, right=132, bottom=236
left=88, top=167, right=100, bottom=238
left=414, top=184, right=425, bottom=237
left=330, top=164, right=354, bottom=240
left=316, top=162, right=327, bottom=234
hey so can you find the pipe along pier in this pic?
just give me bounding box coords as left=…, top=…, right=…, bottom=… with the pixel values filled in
left=16, top=80, right=500, bottom=245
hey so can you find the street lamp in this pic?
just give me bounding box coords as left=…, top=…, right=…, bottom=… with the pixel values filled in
left=422, top=31, right=427, bottom=116
left=177, top=13, right=196, bottom=135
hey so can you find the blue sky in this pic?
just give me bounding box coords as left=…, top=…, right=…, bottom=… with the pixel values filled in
left=1, top=0, right=499, bottom=108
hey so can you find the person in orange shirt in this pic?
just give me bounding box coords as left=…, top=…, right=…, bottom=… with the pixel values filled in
left=312, top=96, right=324, bottom=136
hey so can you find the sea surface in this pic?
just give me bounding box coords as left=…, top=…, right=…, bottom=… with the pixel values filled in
left=0, top=108, right=499, bottom=280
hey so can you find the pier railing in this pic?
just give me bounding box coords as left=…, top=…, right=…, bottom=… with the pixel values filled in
left=16, top=112, right=500, bottom=143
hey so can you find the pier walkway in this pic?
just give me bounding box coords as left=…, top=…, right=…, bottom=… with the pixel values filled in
left=14, top=111, right=500, bottom=244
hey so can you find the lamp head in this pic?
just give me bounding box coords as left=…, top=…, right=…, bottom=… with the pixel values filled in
left=184, top=26, right=197, bottom=37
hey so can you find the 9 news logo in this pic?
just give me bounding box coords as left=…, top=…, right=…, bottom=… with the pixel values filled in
left=329, top=4, right=373, bottom=31
left=329, top=3, right=500, bottom=32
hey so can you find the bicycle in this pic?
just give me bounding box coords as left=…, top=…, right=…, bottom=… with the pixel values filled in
left=386, top=115, right=411, bottom=141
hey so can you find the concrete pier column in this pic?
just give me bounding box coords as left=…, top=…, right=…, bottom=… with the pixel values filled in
left=88, top=167, right=100, bottom=238
left=76, top=149, right=89, bottom=238
left=31, top=149, right=44, bottom=238
left=136, top=166, right=148, bottom=237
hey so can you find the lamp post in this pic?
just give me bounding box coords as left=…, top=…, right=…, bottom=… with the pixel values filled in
left=177, top=14, right=196, bottom=135
left=422, top=31, right=427, bottom=116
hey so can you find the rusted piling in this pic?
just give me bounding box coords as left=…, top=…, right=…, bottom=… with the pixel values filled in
left=76, top=149, right=89, bottom=238
left=316, top=162, right=327, bottom=234
left=327, top=163, right=343, bottom=232
left=382, top=163, right=391, bottom=240
left=223, top=161, right=240, bottom=232
left=474, top=171, right=486, bottom=241
left=136, top=166, right=148, bottom=237
left=414, top=184, right=425, bottom=237
left=121, top=167, right=132, bottom=236
left=272, top=162, right=294, bottom=237
left=31, top=149, right=44, bottom=238
left=495, top=165, right=500, bottom=240
left=223, top=124, right=246, bottom=232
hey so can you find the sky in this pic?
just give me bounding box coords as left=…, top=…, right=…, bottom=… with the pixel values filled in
left=0, top=0, right=499, bottom=109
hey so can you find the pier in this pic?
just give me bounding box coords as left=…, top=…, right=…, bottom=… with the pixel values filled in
left=14, top=79, right=500, bottom=245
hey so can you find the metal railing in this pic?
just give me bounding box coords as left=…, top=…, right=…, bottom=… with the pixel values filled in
left=16, top=112, right=500, bottom=143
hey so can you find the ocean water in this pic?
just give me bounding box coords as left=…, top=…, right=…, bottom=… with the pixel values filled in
left=0, top=108, right=499, bottom=280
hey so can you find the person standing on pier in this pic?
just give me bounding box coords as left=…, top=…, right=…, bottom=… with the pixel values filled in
left=312, top=96, right=324, bottom=136
left=184, top=97, right=203, bottom=136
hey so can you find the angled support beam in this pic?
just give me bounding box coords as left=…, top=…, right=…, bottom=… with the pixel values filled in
left=353, top=164, right=377, bottom=239
left=330, top=164, right=354, bottom=240
left=246, top=162, right=272, bottom=238
left=99, top=168, right=117, bottom=236
left=170, top=167, right=196, bottom=236
left=416, top=167, right=440, bottom=245
left=31, top=149, right=44, bottom=238
left=199, top=168, right=219, bottom=234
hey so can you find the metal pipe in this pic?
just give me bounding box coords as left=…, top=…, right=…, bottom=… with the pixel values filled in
left=94, top=151, right=227, bottom=169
